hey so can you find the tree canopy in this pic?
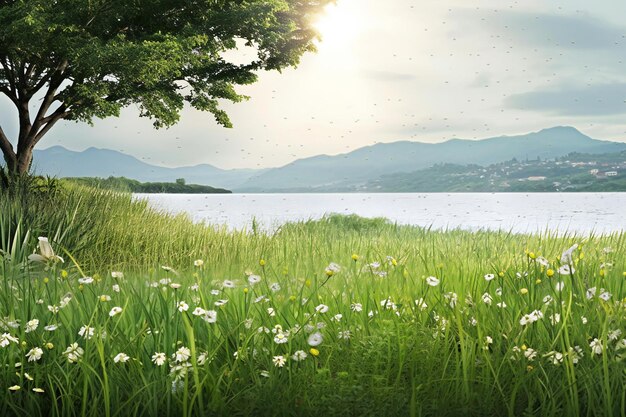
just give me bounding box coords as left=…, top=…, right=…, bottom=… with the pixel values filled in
left=0, top=0, right=332, bottom=173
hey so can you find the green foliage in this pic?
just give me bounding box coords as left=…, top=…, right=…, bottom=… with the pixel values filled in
left=1, top=186, right=625, bottom=416
left=62, top=176, right=231, bottom=194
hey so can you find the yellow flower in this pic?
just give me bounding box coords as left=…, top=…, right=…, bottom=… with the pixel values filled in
left=305, top=279, right=311, bottom=287
left=623, top=271, right=626, bottom=277
left=78, top=284, right=84, bottom=291
left=535, top=279, right=542, bottom=285
left=528, top=252, right=536, bottom=260
left=43, top=277, right=49, bottom=284
left=282, top=268, right=289, bottom=276
left=578, top=252, right=584, bottom=260
left=45, top=342, right=54, bottom=350
left=519, top=288, right=528, bottom=295
left=546, top=269, right=555, bottom=277
left=526, top=365, right=534, bottom=372
left=351, top=254, right=359, bottom=261
left=8, top=385, right=20, bottom=391
left=309, top=348, right=320, bottom=357
left=599, top=269, right=606, bottom=277
left=289, top=295, right=297, bottom=302
left=521, top=344, right=527, bottom=351
left=32, top=388, right=45, bottom=393
left=60, top=269, right=68, bottom=279
left=498, top=271, right=504, bottom=278
left=243, top=288, right=249, bottom=294
left=259, top=259, right=266, bottom=267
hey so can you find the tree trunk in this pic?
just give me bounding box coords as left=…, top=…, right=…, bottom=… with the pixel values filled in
left=16, top=148, right=33, bottom=174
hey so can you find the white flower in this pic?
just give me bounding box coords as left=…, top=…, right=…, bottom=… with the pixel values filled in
left=589, top=338, right=603, bottom=355
left=28, top=237, right=64, bottom=263
left=569, top=346, right=584, bottom=364
left=44, top=324, right=58, bottom=332
left=111, top=271, right=124, bottom=279
left=495, top=287, right=503, bottom=296
left=484, top=273, right=495, bottom=281
left=99, top=295, right=111, bottom=302
left=174, top=347, right=191, bottom=363
left=426, top=276, right=440, bottom=287
left=586, top=287, right=596, bottom=299
left=63, top=343, right=84, bottom=363
left=260, top=370, right=270, bottom=378
left=112, top=284, right=120, bottom=293
left=270, top=283, right=281, bottom=292
left=214, top=299, right=228, bottom=307
left=189, top=284, right=199, bottom=291
left=292, top=350, right=307, bottom=361
left=152, top=352, right=167, bottom=366
left=520, top=310, right=543, bottom=326
left=272, top=355, right=286, bottom=367
left=332, top=314, right=343, bottom=322
left=114, top=353, right=130, bottom=363
left=248, top=275, right=261, bottom=285
left=608, top=330, right=622, bottom=341
left=580, top=316, right=588, bottom=324
left=203, top=310, right=218, bottom=323
left=555, top=281, right=565, bottom=292
left=535, top=256, right=550, bottom=267
left=274, top=332, right=289, bottom=344
left=26, top=347, right=43, bottom=362
left=267, top=308, right=276, bottom=317
left=315, top=304, right=329, bottom=314
left=325, top=263, right=341, bottom=276
left=307, top=332, right=324, bottom=347
left=78, top=277, right=94, bottom=285
left=496, top=302, right=507, bottom=308
left=351, top=303, right=363, bottom=312
left=244, top=318, right=253, bottom=329
left=524, top=348, right=537, bottom=361
left=558, top=265, right=574, bottom=275
left=197, top=352, right=209, bottom=365
left=222, top=280, right=235, bottom=288
left=338, top=330, right=351, bottom=340
left=560, top=243, right=578, bottom=264
left=48, top=305, right=59, bottom=313
left=109, top=307, right=123, bottom=317
left=543, top=295, right=553, bottom=304
left=549, top=313, right=561, bottom=325
left=210, top=289, right=220, bottom=296
left=177, top=301, right=189, bottom=312
left=599, top=290, right=611, bottom=301
left=78, top=325, right=94, bottom=340
left=415, top=298, right=428, bottom=310
left=469, top=317, right=478, bottom=326
left=481, top=293, right=493, bottom=305
left=547, top=351, right=564, bottom=365
left=25, top=319, right=39, bottom=333
left=170, top=283, right=182, bottom=289
left=192, top=307, right=206, bottom=316
left=193, top=259, right=204, bottom=267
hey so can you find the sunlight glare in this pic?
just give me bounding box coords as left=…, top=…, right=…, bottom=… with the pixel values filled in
left=314, top=1, right=362, bottom=46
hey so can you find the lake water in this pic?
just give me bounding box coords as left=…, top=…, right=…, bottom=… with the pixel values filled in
left=135, top=193, right=626, bottom=235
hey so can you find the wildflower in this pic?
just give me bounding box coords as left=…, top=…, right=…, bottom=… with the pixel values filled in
left=111, top=271, right=124, bottom=278
left=8, top=385, right=20, bottom=391
left=197, top=352, right=209, bottom=365
left=308, top=332, right=324, bottom=347
left=259, top=259, right=266, bottom=267
left=519, top=288, right=528, bottom=295
left=536, top=256, right=550, bottom=267
left=202, top=310, right=218, bottom=324
left=177, top=301, right=189, bottom=312
left=608, top=330, right=622, bottom=341
left=586, top=287, right=596, bottom=299
left=174, top=347, right=191, bottom=363
left=325, top=263, right=341, bottom=276
left=260, top=370, right=270, bottom=378
left=26, top=347, right=43, bottom=362
left=192, top=307, right=206, bottom=316
left=109, top=307, right=123, bottom=317
left=332, top=314, right=343, bottom=322
left=558, top=265, right=574, bottom=275
left=351, top=254, right=359, bottom=261
left=32, top=388, right=45, bottom=393
left=543, top=295, right=553, bottom=304
left=338, top=330, right=351, bottom=340
left=483, top=336, right=493, bottom=350
left=520, top=310, right=543, bottom=326
left=78, top=325, right=94, bottom=340
left=496, top=302, right=507, bottom=308
left=569, top=346, right=584, bottom=364
left=546, top=269, right=555, bottom=277
left=112, top=284, right=120, bottom=293
left=244, top=318, right=253, bottom=329
left=599, top=290, right=611, bottom=301
left=152, top=352, right=167, bottom=366
left=274, top=332, right=289, bottom=344
left=248, top=275, right=261, bottom=285
left=272, top=355, right=287, bottom=367
left=415, top=298, right=428, bottom=310
left=44, top=324, right=58, bottom=332
left=426, top=276, right=440, bottom=287
left=28, top=237, right=64, bottom=263
left=547, top=351, right=564, bottom=365
left=469, top=317, right=478, bottom=326
left=222, top=280, right=235, bottom=288
left=351, top=303, right=363, bottom=312
left=45, top=342, right=54, bottom=349
left=482, top=293, right=493, bottom=305
left=161, top=266, right=178, bottom=275
left=581, top=316, right=588, bottom=324
left=25, top=319, right=39, bottom=333
left=555, top=281, right=565, bottom=292
left=309, top=348, right=320, bottom=357
left=63, top=343, right=84, bottom=363
left=100, top=295, right=111, bottom=302
left=315, top=304, right=329, bottom=314
left=484, top=273, right=495, bottom=281
left=495, top=287, right=503, bottom=296
left=524, top=348, right=537, bottom=361
left=589, top=338, right=603, bottom=355
left=214, top=299, right=228, bottom=307
left=292, top=350, right=308, bottom=361
left=267, top=308, right=276, bottom=317
left=170, top=283, right=181, bottom=289
left=193, top=260, right=204, bottom=267
left=114, top=353, right=130, bottom=363
left=270, top=283, right=281, bottom=292
left=549, top=314, right=561, bottom=325
left=78, top=277, right=94, bottom=285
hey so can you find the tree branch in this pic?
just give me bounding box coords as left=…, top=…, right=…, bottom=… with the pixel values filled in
left=0, top=124, right=16, bottom=161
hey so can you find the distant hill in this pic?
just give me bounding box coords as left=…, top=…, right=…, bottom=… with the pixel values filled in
left=236, top=127, right=626, bottom=191
left=32, top=146, right=264, bottom=190
left=32, top=127, right=626, bottom=192
left=63, top=177, right=231, bottom=194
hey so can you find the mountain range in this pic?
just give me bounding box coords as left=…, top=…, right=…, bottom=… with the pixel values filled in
left=32, top=126, right=626, bottom=192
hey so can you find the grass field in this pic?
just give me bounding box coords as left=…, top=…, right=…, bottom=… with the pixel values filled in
left=1, top=184, right=625, bottom=416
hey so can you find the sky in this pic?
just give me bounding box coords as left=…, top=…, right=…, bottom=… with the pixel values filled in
left=2, top=0, right=626, bottom=169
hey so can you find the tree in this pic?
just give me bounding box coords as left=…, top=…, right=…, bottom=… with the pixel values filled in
left=0, top=0, right=332, bottom=174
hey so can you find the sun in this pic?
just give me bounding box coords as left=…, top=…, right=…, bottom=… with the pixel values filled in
left=313, top=1, right=362, bottom=46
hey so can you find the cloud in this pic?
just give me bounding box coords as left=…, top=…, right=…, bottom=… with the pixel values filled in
left=464, top=10, right=626, bottom=50
left=505, top=83, right=626, bottom=116
left=362, top=70, right=417, bottom=82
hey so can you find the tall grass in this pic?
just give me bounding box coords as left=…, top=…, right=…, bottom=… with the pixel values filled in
left=0, top=185, right=625, bottom=416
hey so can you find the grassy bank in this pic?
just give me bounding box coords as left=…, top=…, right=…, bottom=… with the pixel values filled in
left=1, top=185, right=625, bottom=416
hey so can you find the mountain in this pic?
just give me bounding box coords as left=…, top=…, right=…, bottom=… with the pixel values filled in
left=236, top=127, right=626, bottom=191
left=32, top=146, right=265, bottom=190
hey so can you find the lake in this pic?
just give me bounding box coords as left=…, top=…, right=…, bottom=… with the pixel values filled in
left=135, top=193, right=626, bottom=235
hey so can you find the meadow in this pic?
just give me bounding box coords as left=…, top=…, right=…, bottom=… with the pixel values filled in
left=1, top=183, right=625, bottom=416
